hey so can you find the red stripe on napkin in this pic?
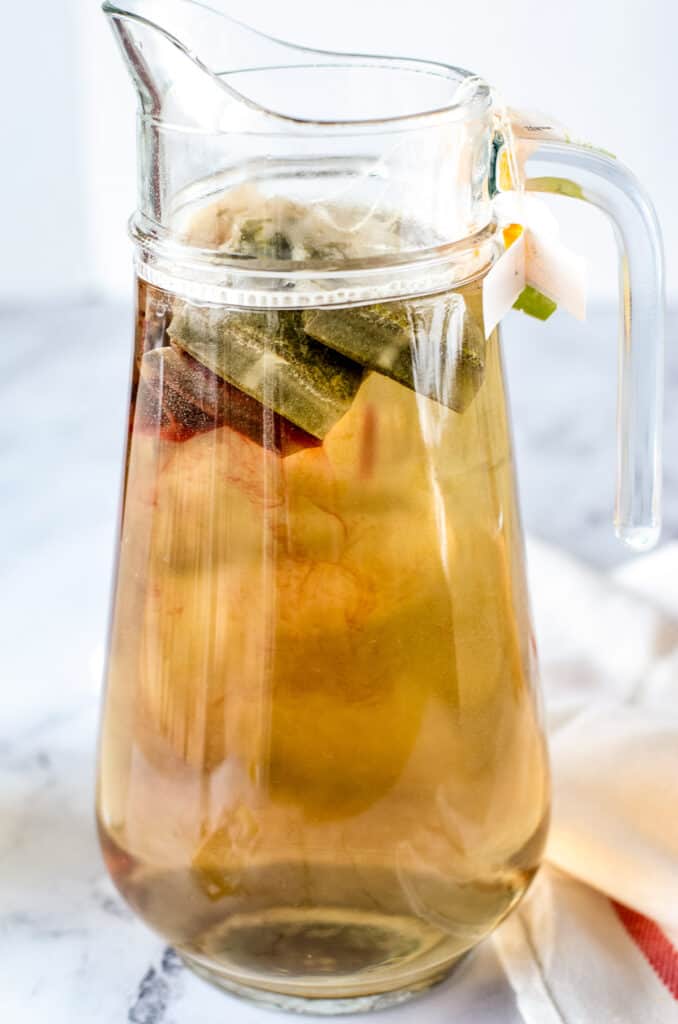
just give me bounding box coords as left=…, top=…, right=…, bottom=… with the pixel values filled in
left=612, top=901, right=678, bottom=1000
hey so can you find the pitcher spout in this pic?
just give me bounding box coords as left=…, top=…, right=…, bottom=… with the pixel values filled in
left=103, top=0, right=278, bottom=132
left=103, top=0, right=393, bottom=130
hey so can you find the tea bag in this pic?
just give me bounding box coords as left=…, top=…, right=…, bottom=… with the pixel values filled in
left=183, top=183, right=403, bottom=261
left=168, top=306, right=365, bottom=440
left=137, top=346, right=214, bottom=441
left=303, top=294, right=486, bottom=414
left=138, top=345, right=321, bottom=453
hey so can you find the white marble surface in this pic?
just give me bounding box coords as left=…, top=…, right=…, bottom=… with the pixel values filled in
left=0, top=696, right=518, bottom=1023
left=1, top=299, right=674, bottom=1021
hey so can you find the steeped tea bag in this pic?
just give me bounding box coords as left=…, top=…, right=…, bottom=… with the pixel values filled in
left=137, top=346, right=214, bottom=441
left=168, top=307, right=365, bottom=440
left=303, top=294, right=486, bottom=414
left=138, top=345, right=321, bottom=453
left=182, top=183, right=403, bottom=261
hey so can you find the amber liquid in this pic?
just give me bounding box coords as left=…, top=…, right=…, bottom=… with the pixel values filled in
left=98, top=277, right=549, bottom=1007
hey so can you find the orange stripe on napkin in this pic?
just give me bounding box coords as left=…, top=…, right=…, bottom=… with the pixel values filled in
left=612, top=901, right=678, bottom=1000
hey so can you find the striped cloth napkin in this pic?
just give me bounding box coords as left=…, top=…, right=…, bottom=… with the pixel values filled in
left=494, top=539, right=678, bottom=1023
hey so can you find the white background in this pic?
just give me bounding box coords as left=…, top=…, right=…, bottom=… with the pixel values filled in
left=3, top=0, right=675, bottom=306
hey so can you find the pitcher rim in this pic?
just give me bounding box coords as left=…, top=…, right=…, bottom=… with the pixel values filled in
left=102, top=0, right=492, bottom=128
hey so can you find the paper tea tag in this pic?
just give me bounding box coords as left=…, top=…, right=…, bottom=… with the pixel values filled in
left=482, top=194, right=587, bottom=337
left=483, top=233, right=526, bottom=336
left=524, top=226, right=587, bottom=321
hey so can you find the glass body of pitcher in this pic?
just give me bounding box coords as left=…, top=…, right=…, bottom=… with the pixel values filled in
left=97, top=0, right=663, bottom=1013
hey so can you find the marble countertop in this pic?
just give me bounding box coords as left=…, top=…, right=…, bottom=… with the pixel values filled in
left=1, top=300, right=675, bottom=1021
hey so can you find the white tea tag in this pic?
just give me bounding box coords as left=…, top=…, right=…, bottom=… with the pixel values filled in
left=482, top=193, right=588, bottom=335
left=483, top=233, right=526, bottom=337
left=524, top=228, right=587, bottom=321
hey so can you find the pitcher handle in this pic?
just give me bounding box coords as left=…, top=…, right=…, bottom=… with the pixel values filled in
left=508, top=117, right=664, bottom=552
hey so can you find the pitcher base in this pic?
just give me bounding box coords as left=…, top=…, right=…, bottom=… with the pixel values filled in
left=181, top=954, right=466, bottom=1015
left=179, top=934, right=470, bottom=1016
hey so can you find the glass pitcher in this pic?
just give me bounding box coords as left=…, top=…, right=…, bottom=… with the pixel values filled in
left=96, top=0, right=664, bottom=1013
